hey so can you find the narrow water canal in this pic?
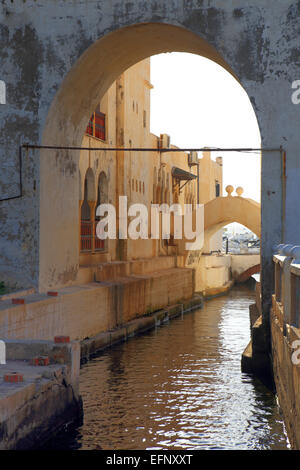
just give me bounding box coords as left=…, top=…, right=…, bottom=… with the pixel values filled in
left=45, top=285, right=289, bottom=450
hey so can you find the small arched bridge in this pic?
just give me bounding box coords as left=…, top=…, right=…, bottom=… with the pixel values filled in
left=204, top=186, right=261, bottom=239
left=203, top=186, right=261, bottom=284
left=235, top=263, right=260, bottom=283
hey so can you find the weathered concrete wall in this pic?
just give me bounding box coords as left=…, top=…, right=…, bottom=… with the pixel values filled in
left=271, top=301, right=300, bottom=450
left=0, top=339, right=82, bottom=450
left=81, top=294, right=203, bottom=360
left=185, top=252, right=260, bottom=296
left=191, top=253, right=231, bottom=294
left=0, top=1, right=299, bottom=331
left=243, top=261, right=300, bottom=449
left=0, top=264, right=193, bottom=340
left=231, top=253, right=260, bottom=280
left=241, top=278, right=274, bottom=386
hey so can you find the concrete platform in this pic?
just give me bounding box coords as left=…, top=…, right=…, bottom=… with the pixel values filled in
left=0, top=360, right=64, bottom=400
left=0, top=341, right=82, bottom=450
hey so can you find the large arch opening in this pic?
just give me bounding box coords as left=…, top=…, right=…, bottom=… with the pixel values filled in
left=39, top=22, right=261, bottom=291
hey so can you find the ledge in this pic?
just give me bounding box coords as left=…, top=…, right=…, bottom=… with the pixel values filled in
left=273, top=254, right=285, bottom=266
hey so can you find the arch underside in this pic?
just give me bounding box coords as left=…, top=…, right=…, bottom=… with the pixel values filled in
left=42, top=23, right=241, bottom=148
left=236, top=264, right=260, bottom=283
left=204, top=196, right=261, bottom=240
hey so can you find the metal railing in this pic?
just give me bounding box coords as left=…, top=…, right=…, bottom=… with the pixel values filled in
left=80, top=220, right=92, bottom=251
left=80, top=220, right=105, bottom=252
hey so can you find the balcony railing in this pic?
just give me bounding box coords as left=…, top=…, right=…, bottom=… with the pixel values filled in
left=80, top=220, right=106, bottom=252
left=80, top=221, right=92, bottom=252
left=94, top=221, right=105, bottom=251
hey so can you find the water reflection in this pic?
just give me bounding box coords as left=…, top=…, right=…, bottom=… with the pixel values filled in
left=44, top=285, right=289, bottom=450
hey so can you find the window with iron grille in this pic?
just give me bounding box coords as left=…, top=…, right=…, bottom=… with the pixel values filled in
left=86, top=104, right=106, bottom=140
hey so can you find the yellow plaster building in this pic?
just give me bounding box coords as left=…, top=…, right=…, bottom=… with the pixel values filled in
left=78, top=58, right=223, bottom=272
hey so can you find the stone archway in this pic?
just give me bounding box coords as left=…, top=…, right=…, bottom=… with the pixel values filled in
left=39, top=22, right=264, bottom=291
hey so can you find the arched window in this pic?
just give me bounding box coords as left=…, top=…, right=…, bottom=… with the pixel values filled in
left=161, top=169, right=166, bottom=202
left=80, top=168, right=95, bottom=252
left=95, top=171, right=108, bottom=251
left=153, top=167, right=157, bottom=202
left=166, top=173, right=170, bottom=189
left=164, top=188, right=169, bottom=205
left=79, top=170, right=83, bottom=202
left=86, top=104, right=106, bottom=141
left=173, top=189, right=179, bottom=204
left=156, top=185, right=161, bottom=205
left=81, top=178, right=91, bottom=221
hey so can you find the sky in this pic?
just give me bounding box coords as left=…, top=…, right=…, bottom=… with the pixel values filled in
left=150, top=52, right=261, bottom=202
